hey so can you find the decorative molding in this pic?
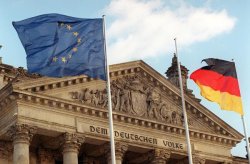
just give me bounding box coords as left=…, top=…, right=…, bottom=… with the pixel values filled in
left=14, top=89, right=240, bottom=147
left=12, top=67, right=41, bottom=79
left=0, top=64, right=41, bottom=86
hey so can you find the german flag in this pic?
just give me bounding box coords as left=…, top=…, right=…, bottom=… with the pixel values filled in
left=190, top=58, right=243, bottom=115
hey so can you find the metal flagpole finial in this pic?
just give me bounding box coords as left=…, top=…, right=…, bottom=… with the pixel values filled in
left=0, top=45, right=2, bottom=49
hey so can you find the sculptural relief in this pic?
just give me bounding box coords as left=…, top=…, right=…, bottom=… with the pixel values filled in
left=147, top=88, right=162, bottom=119
left=70, top=88, right=108, bottom=108
left=119, top=83, right=131, bottom=113
left=128, top=76, right=147, bottom=117
left=69, top=75, right=192, bottom=126
left=159, top=103, right=171, bottom=123
left=111, top=80, right=121, bottom=111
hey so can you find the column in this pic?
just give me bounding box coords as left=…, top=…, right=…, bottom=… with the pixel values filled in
left=38, top=148, right=55, bottom=164
left=61, top=132, right=85, bottom=164
left=105, top=141, right=128, bottom=164
left=0, top=141, right=11, bottom=163
left=7, top=124, right=37, bottom=164
left=150, top=148, right=171, bottom=164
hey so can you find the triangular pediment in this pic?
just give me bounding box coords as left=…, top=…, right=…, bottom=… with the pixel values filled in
left=11, top=60, right=243, bottom=142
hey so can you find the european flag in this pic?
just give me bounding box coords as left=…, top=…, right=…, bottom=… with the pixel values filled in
left=13, top=14, right=106, bottom=80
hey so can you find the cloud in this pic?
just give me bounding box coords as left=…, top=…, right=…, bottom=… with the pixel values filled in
left=105, top=0, right=236, bottom=64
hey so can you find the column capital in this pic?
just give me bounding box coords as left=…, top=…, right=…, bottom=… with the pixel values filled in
left=104, top=141, right=128, bottom=162
left=115, top=141, right=128, bottom=160
left=60, top=132, right=85, bottom=154
left=7, top=124, right=37, bottom=145
left=150, top=148, right=171, bottom=164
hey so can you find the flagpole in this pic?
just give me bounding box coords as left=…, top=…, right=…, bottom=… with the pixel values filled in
left=241, top=115, right=250, bottom=164
left=174, top=38, right=193, bottom=164
left=102, top=15, right=116, bottom=164
left=232, top=59, right=250, bottom=164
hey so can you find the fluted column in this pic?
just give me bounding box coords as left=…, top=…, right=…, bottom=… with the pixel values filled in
left=105, top=142, right=128, bottom=164
left=61, top=133, right=85, bottom=164
left=38, top=148, right=55, bottom=164
left=150, top=148, right=171, bottom=164
left=7, top=124, right=37, bottom=164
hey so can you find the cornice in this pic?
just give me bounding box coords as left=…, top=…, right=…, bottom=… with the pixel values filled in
left=12, top=89, right=241, bottom=147
left=0, top=64, right=41, bottom=84
left=0, top=83, right=16, bottom=112
left=185, top=97, right=243, bottom=139
left=13, top=64, right=140, bottom=92
left=193, top=151, right=234, bottom=162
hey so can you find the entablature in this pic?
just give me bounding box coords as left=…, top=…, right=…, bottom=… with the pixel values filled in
left=11, top=88, right=241, bottom=148
left=0, top=60, right=243, bottom=150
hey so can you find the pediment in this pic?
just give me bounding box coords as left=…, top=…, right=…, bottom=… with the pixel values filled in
left=11, top=60, right=243, bottom=141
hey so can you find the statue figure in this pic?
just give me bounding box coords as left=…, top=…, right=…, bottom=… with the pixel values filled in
left=77, top=89, right=84, bottom=102
left=171, top=111, right=182, bottom=125
left=119, top=82, right=131, bottom=112
left=91, top=90, right=99, bottom=106
left=101, top=90, right=108, bottom=108
left=147, top=88, right=161, bottom=119
left=98, top=89, right=108, bottom=108
left=83, top=88, right=92, bottom=104
left=159, top=103, right=171, bottom=123
left=111, top=80, right=122, bottom=111
left=171, top=111, right=178, bottom=124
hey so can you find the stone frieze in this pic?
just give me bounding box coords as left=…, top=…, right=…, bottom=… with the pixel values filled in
left=69, top=75, right=192, bottom=126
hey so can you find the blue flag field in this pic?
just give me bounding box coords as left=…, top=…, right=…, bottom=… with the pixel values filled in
left=13, top=14, right=106, bottom=80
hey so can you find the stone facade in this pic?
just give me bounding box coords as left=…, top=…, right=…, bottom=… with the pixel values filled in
left=0, top=57, right=248, bottom=163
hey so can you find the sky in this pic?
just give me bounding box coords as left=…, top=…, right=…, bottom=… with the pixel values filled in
left=0, top=0, right=250, bottom=158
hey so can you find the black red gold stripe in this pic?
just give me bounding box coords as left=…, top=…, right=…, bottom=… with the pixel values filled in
left=190, top=69, right=240, bottom=96
left=190, top=58, right=243, bottom=115
left=201, top=58, right=238, bottom=78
